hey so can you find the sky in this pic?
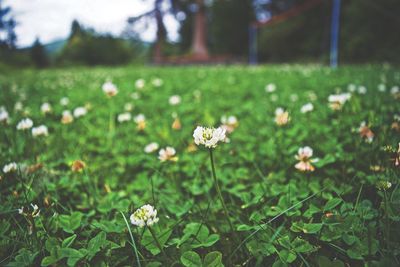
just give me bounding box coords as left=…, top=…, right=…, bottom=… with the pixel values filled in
left=4, top=0, right=179, bottom=47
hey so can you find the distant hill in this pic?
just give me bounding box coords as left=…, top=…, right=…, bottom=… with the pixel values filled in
left=44, top=39, right=67, bottom=56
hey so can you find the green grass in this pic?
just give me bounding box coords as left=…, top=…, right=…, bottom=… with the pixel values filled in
left=0, top=64, right=399, bottom=266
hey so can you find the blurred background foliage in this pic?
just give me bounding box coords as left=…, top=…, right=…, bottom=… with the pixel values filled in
left=0, top=0, right=400, bottom=68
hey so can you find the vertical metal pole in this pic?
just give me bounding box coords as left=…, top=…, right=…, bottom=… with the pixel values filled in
left=249, top=25, right=257, bottom=65
left=330, top=0, right=341, bottom=68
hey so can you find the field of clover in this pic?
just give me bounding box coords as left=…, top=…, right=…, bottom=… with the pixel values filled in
left=0, top=65, right=399, bottom=267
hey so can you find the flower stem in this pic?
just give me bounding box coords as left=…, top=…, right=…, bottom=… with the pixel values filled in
left=209, top=149, right=235, bottom=233
left=383, top=190, right=390, bottom=248
left=120, top=211, right=141, bottom=267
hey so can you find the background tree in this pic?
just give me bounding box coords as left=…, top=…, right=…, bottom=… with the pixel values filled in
left=30, top=38, right=49, bottom=68
left=0, top=0, right=17, bottom=49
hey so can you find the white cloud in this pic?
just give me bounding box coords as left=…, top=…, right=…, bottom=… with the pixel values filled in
left=5, top=0, right=179, bottom=47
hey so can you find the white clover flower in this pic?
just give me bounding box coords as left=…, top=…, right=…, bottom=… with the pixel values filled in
left=134, top=114, right=146, bottom=130
left=221, top=115, right=238, bottom=134
left=16, top=118, right=33, bottom=130
left=378, top=84, right=386, bottom=92
left=300, top=103, right=314, bottom=113
left=124, top=103, right=134, bottom=111
left=158, top=146, right=178, bottom=162
left=290, top=94, right=298, bottom=102
left=0, top=108, right=9, bottom=123
left=61, top=110, right=74, bottom=124
left=274, top=108, right=290, bottom=126
left=144, top=142, right=159, bottom=153
left=391, top=86, right=399, bottom=95
left=41, top=103, right=52, bottom=114
left=169, top=95, right=181, bottom=106
left=328, top=93, right=351, bottom=110
left=73, top=107, right=87, bottom=118
left=31, top=203, right=40, bottom=217
left=130, top=204, right=159, bottom=227
left=152, top=78, right=163, bottom=87
left=131, top=92, right=140, bottom=100
left=296, top=146, right=313, bottom=159
left=358, top=121, right=374, bottom=143
left=134, top=114, right=145, bottom=123
left=14, top=101, right=23, bottom=111
left=358, top=86, right=367, bottom=94
left=102, top=81, right=118, bottom=97
left=193, top=126, right=226, bottom=148
left=18, top=207, right=24, bottom=214
left=60, top=97, right=69, bottom=106
left=117, top=112, right=131, bottom=123
left=377, top=181, right=392, bottom=191
left=135, top=79, right=145, bottom=90
left=3, top=162, right=17, bottom=173
left=32, top=125, right=48, bottom=137
left=265, top=83, right=276, bottom=93
left=295, top=146, right=317, bottom=172
left=307, top=91, right=317, bottom=101
left=347, top=84, right=356, bottom=92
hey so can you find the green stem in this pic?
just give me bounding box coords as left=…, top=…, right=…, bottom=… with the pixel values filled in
left=383, top=190, right=390, bottom=248
left=120, top=211, right=141, bottom=267
left=209, top=149, right=235, bottom=233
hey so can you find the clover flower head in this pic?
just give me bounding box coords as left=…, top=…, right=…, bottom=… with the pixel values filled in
left=117, top=112, right=132, bottom=123
left=274, top=108, right=290, bottom=126
left=32, top=125, right=48, bottom=137
left=16, top=118, right=33, bottom=130
left=377, top=181, right=392, bottom=191
left=172, top=117, right=181, bottom=130
left=295, top=146, right=317, bottom=172
left=358, top=86, right=367, bottom=94
left=0, top=108, right=9, bottom=123
left=347, top=84, right=356, bottom=92
left=169, top=95, right=181, bottom=105
left=131, top=92, right=140, bottom=100
left=300, top=103, right=314, bottom=113
left=358, top=121, right=374, bottom=143
left=378, top=84, right=386, bottom=92
left=31, top=203, right=40, bottom=217
left=134, top=114, right=146, bottom=130
left=130, top=204, right=159, bottom=227
left=391, top=86, right=399, bottom=95
left=135, top=79, right=145, bottom=90
left=61, top=110, right=74, bottom=124
left=3, top=162, right=17, bottom=173
left=73, top=107, right=87, bottom=118
left=152, top=78, right=163, bottom=87
left=41, top=102, right=52, bottom=114
left=290, top=94, right=298, bottom=102
left=158, top=146, right=178, bottom=162
left=18, top=203, right=40, bottom=218
left=124, top=103, right=134, bottom=112
left=14, top=101, right=23, bottom=111
left=144, top=142, right=159, bottom=153
left=102, top=81, right=118, bottom=97
left=328, top=93, right=351, bottom=110
left=193, top=126, right=226, bottom=148
left=60, top=97, right=69, bottom=106
left=221, top=115, right=238, bottom=134
left=71, top=160, right=86, bottom=172
left=265, top=83, right=276, bottom=93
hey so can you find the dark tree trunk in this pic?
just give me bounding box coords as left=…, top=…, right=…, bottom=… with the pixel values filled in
left=153, top=0, right=166, bottom=63
left=191, top=0, right=209, bottom=59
